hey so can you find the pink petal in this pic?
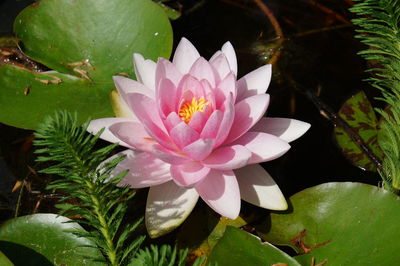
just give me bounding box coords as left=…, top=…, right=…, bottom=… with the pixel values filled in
left=126, top=93, right=162, bottom=128
left=182, top=138, right=215, bottom=161
left=112, top=76, right=154, bottom=120
left=113, top=76, right=154, bottom=100
left=109, top=121, right=155, bottom=152
left=215, top=99, right=235, bottom=147
left=215, top=72, right=237, bottom=108
left=155, top=58, right=183, bottom=87
left=164, top=112, right=182, bottom=132
left=172, top=38, right=201, bottom=74
left=210, top=51, right=231, bottom=80
left=251, top=117, right=311, bottom=143
left=225, top=94, right=270, bottom=144
left=200, top=110, right=223, bottom=139
left=133, top=53, right=156, bottom=90
left=236, top=64, right=272, bottom=102
left=202, top=145, right=251, bottom=170
left=146, top=181, right=199, bottom=238
left=106, top=150, right=172, bottom=188
left=88, top=118, right=136, bottom=148
left=234, top=164, right=287, bottom=210
left=178, top=75, right=205, bottom=99
left=232, top=132, right=290, bottom=164
left=171, top=162, right=211, bottom=186
left=128, top=93, right=175, bottom=150
left=153, top=144, right=189, bottom=165
left=188, top=111, right=208, bottom=133
left=189, top=57, right=217, bottom=88
left=195, top=169, right=240, bottom=219
left=200, top=79, right=216, bottom=108
left=110, top=89, right=137, bottom=119
left=170, top=122, right=200, bottom=149
left=157, top=78, right=177, bottom=118
left=221, top=41, right=238, bottom=76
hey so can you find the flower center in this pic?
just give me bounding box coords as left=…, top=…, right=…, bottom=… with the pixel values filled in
left=179, top=97, right=209, bottom=123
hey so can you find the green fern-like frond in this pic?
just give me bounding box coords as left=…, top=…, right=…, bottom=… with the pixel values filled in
left=34, top=111, right=145, bottom=265
left=351, top=0, right=400, bottom=191
left=130, top=245, right=206, bottom=266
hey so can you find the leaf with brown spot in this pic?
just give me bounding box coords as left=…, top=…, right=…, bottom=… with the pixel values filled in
left=334, top=91, right=383, bottom=171
left=256, top=182, right=400, bottom=265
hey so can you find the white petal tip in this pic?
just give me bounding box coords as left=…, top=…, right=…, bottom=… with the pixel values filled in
left=145, top=183, right=199, bottom=238
left=223, top=213, right=240, bottom=220
left=146, top=209, right=192, bottom=238
left=133, top=53, right=144, bottom=60
left=286, top=120, right=311, bottom=142
left=267, top=197, right=288, bottom=211
left=147, top=227, right=175, bottom=239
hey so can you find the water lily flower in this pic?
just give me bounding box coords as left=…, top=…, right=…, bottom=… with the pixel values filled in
left=88, top=38, right=310, bottom=238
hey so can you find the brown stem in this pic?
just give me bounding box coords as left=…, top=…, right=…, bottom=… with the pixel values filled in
left=290, top=24, right=353, bottom=38
left=307, top=0, right=351, bottom=24
left=252, top=0, right=284, bottom=65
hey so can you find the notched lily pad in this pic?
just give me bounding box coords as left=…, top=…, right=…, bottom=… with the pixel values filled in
left=207, top=226, right=301, bottom=266
left=257, top=182, right=400, bottom=265
left=334, top=91, right=382, bottom=171
left=0, top=0, right=173, bottom=129
left=0, top=213, right=105, bottom=265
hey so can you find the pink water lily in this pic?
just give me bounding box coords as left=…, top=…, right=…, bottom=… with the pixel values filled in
left=88, top=38, right=310, bottom=238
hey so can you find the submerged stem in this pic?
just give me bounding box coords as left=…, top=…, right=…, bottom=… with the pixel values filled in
left=252, top=0, right=284, bottom=65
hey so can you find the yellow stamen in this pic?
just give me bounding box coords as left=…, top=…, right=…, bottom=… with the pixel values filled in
left=179, top=96, right=210, bottom=123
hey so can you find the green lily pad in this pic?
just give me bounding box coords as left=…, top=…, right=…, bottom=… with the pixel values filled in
left=334, top=91, right=382, bottom=171
left=257, top=182, right=400, bottom=265
left=0, top=251, right=13, bottom=266
left=0, top=213, right=105, bottom=265
left=0, top=66, right=112, bottom=129
left=0, top=0, right=172, bottom=129
left=207, top=226, right=301, bottom=266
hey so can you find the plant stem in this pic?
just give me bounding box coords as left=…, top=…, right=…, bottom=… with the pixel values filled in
left=14, top=181, right=25, bottom=218
left=252, top=0, right=284, bottom=65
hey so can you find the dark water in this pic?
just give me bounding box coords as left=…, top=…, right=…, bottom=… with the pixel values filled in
left=0, top=0, right=380, bottom=221
left=172, top=0, right=380, bottom=195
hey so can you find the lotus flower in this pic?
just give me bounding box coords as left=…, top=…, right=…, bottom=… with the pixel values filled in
left=88, top=38, right=310, bottom=237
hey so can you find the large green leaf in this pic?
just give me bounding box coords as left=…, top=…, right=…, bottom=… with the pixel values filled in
left=0, top=213, right=106, bottom=265
left=207, top=226, right=301, bottom=266
left=0, top=0, right=172, bottom=129
left=334, top=91, right=382, bottom=171
left=14, top=0, right=172, bottom=81
left=258, top=182, right=400, bottom=265
left=0, top=66, right=111, bottom=129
